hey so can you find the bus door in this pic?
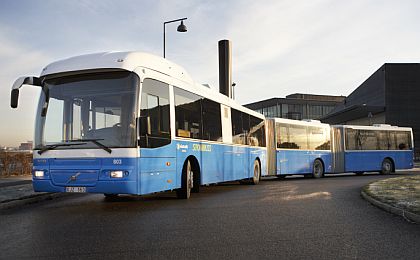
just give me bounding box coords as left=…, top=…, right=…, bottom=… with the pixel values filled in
left=331, top=126, right=345, bottom=173
left=138, top=79, right=176, bottom=194
left=228, top=108, right=249, bottom=181
left=265, top=119, right=277, bottom=176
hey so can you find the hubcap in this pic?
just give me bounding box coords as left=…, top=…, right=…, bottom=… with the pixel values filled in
left=254, top=162, right=260, bottom=182
left=383, top=162, right=391, bottom=172
left=188, top=170, right=193, bottom=189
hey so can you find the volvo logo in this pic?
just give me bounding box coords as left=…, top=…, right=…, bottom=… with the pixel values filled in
left=68, top=172, right=82, bottom=183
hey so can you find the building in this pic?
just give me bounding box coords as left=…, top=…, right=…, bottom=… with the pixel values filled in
left=244, top=93, right=345, bottom=120
left=321, top=63, right=420, bottom=158
left=19, top=141, right=33, bottom=151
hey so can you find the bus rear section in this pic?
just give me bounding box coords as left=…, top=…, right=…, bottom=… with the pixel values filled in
left=266, top=118, right=332, bottom=178
left=330, top=125, right=414, bottom=174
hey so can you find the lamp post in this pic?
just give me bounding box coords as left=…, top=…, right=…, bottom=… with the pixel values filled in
left=163, top=17, right=187, bottom=58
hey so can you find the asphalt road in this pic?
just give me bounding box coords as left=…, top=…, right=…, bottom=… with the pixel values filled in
left=1, top=172, right=420, bottom=259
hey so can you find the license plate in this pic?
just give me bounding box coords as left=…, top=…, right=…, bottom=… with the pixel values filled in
left=65, top=186, right=87, bottom=193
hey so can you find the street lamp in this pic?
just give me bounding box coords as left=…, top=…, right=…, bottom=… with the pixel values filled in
left=163, top=17, right=188, bottom=58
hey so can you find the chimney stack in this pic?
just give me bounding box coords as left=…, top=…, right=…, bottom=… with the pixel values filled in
left=218, top=40, right=232, bottom=98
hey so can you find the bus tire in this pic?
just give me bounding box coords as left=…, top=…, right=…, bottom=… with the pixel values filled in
left=355, top=171, right=364, bottom=176
left=277, top=175, right=286, bottom=179
left=380, top=158, right=393, bottom=175
left=312, top=159, right=324, bottom=178
left=176, top=159, right=193, bottom=199
left=191, top=159, right=200, bottom=193
left=251, top=160, right=261, bottom=185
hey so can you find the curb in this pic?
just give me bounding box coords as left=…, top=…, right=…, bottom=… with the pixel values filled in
left=0, top=180, right=32, bottom=188
left=0, top=193, right=70, bottom=211
left=361, top=190, right=420, bottom=224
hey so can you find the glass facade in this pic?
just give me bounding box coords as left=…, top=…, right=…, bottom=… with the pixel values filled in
left=253, top=103, right=336, bottom=120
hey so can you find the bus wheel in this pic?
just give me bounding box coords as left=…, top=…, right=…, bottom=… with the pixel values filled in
left=277, top=175, right=286, bottom=180
left=251, top=160, right=261, bottom=185
left=355, top=171, right=364, bottom=176
left=380, top=159, right=393, bottom=175
left=176, top=159, right=193, bottom=199
left=312, top=159, right=324, bottom=178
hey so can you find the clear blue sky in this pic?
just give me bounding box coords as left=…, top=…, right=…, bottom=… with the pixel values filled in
left=1, top=0, right=420, bottom=146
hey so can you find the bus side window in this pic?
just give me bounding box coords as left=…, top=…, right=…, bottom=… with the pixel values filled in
left=202, top=98, right=222, bottom=141
left=345, top=129, right=357, bottom=150
left=231, top=108, right=244, bottom=145
left=377, top=130, right=389, bottom=150
left=396, top=131, right=411, bottom=150
left=174, top=87, right=202, bottom=139
left=288, top=125, right=307, bottom=150
left=276, top=123, right=289, bottom=149
left=249, top=116, right=265, bottom=147
left=139, top=79, right=171, bottom=148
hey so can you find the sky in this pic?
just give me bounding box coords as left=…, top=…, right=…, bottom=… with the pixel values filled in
left=1, top=0, right=420, bottom=147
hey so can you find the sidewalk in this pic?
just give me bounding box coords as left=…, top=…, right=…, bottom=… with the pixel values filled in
left=0, top=175, right=66, bottom=210
left=361, top=175, right=420, bottom=223
left=0, top=175, right=32, bottom=188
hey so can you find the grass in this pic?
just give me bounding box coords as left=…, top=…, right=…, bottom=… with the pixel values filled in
left=364, top=175, right=420, bottom=215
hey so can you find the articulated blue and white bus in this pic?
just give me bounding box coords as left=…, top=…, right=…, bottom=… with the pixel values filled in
left=265, top=120, right=413, bottom=178
left=11, top=51, right=266, bottom=199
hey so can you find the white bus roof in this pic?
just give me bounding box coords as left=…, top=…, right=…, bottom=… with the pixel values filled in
left=333, top=124, right=412, bottom=132
left=40, top=51, right=194, bottom=83
left=271, top=117, right=330, bottom=128
left=39, top=51, right=264, bottom=120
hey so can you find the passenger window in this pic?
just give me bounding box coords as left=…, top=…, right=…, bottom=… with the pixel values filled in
left=139, top=79, right=171, bottom=148
left=231, top=109, right=245, bottom=145
left=249, top=116, right=265, bottom=147
left=308, top=126, right=330, bottom=150
left=288, top=125, right=308, bottom=150
left=396, top=131, right=411, bottom=150
left=202, top=98, right=222, bottom=141
left=276, top=123, right=289, bottom=148
left=174, top=87, right=202, bottom=139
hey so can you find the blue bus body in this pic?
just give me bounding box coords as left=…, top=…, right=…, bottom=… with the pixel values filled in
left=275, top=150, right=332, bottom=175
left=343, top=151, right=413, bottom=173
left=32, top=140, right=266, bottom=195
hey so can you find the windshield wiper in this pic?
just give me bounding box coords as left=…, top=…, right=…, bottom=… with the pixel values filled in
left=68, top=139, right=112, bottom=154
left=37, top=142, right=87, bottom=155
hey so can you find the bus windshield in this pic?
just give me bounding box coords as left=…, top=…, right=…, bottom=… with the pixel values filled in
left=34, top=71, right=139, bottom=150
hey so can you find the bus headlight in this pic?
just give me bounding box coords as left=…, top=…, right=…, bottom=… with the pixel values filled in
left=110, top=171, right=124, bottom=178
left=34, top=170, right=44, bottom=177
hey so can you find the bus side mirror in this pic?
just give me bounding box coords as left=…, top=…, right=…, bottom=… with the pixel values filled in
left=11, top=89, right=19, bottom=108
left=139, top=116, right=151, bottom=136
left=10, top=76, right=42, bottom=108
